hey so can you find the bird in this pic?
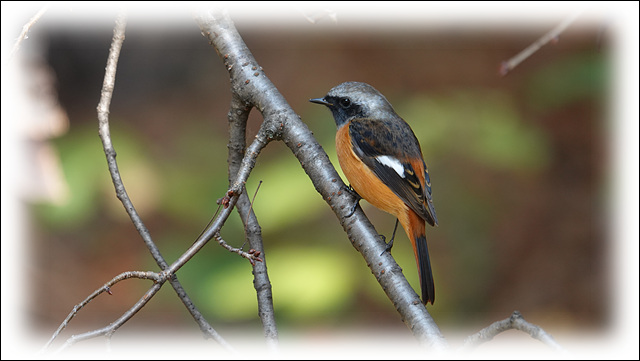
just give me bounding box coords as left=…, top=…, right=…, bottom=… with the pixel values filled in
left=310, top=81, right=438, bottom=305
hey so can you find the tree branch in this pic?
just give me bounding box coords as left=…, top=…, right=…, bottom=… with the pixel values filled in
left=195, top=9, right=447, bottom=350
left=462, top=311, right=564, bottom=352
left=96, top=10, right=165, bottom=282
left=94, top=12, right=233, bottom=346
left=48, top=11, right=236, bottom=351
left=500, top=11, right=582, bottom=76
left=56, top=283, right=164, bottom=352
left=8, top=5, right=48, bottom=62
left=213, top=230, right=264, bottom=265
left=44, top=271, right=164, bottom=351
left=226, top=95, right=279, bottom=349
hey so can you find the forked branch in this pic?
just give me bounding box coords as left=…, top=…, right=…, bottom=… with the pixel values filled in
left=462, top=311, right=564, bottom=351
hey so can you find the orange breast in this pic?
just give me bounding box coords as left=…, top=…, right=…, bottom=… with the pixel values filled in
left=336, top=123, right=410, bottom=228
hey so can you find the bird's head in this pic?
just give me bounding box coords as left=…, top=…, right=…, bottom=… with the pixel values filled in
left=310, top=81, right=397, bottom=127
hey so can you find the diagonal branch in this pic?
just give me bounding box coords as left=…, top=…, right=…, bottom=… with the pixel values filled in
left=500, top=11, right=582, bottom=76
left=8, top=5, right=48, bottom=62
left=196, top=9, right=447, bottom=350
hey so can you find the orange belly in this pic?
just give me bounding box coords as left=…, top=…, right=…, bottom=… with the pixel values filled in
left=336, top=124, right=410, bottom=228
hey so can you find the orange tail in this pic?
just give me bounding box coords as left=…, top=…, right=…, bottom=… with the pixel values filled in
left=404, top=210, right=435, bottom=305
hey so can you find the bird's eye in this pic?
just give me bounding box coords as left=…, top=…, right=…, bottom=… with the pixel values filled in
left=339, top=98, right=351, bottom=108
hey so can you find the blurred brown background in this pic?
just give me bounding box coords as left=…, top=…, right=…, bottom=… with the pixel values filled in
left=2, top=2, right=629, bottom=355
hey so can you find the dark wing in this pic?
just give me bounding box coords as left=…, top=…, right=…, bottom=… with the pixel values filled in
left=349, top=117, right=437, bottom=226
left=423, top=166, right=438, bottom=226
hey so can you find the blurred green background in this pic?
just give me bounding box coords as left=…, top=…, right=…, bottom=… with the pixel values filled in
left=7, top=3, right=614, bottom=348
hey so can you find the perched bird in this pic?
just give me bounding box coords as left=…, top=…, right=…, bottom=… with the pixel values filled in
left=310, top=82, right=439, bottom=305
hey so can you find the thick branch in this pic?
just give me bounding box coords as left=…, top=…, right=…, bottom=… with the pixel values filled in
left=196, top=9, right=446, bottom=349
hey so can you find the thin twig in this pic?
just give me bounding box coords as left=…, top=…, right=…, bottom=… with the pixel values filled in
left=44, top=271, right=163, bottom=350
left=245, top=180, right=262, bottom=228
left=500, top=11, right=582, bottom=76
left=96, top=11, right=168, bottom=274
left=8, top=6, right=48, bottom=62
left=56, top=283, right=163, bottom=353
left=462, top=310, right=564, bottom=352
left=214, top=232, right=263, bottom=265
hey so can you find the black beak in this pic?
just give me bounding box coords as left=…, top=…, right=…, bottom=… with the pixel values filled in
left=309, top=97, right=331, bottom=106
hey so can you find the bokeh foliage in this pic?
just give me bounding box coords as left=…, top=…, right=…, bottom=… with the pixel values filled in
left=28, top=17, right=608, bottom=336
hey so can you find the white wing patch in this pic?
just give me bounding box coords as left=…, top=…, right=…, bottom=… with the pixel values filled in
left=375, top=155, right=405, bottom=178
